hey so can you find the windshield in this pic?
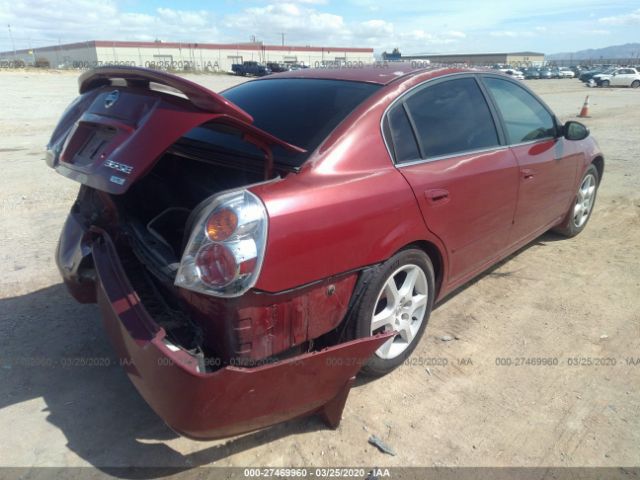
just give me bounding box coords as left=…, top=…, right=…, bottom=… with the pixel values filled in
left=181, top=78, right=381, bottom=168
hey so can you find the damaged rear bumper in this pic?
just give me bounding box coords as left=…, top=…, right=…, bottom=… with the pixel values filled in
left=57, top=214, right=390, bottom=440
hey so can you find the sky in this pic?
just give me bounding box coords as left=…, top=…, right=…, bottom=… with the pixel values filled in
left=1, top=0, right=639, bottom=55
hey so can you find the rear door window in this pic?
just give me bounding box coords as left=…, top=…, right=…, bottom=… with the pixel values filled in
left=386, top=104, right=420, bottom=163
left=403, top=77, right=500, bottom=158
left=482, top=77, right=555, bottom=144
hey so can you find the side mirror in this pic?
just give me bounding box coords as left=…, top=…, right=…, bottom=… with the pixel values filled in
left=563, top=121, right=590, bottom=141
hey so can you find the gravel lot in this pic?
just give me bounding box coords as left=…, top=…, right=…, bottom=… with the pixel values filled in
left=0, top=70, right=638, bottom=471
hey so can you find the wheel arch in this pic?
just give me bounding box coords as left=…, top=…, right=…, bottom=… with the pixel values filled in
left=592, top=156, right=604, bottom=185
left=400, top=240, right=445, bottom=299
left=329, top=237, right=446, bottom=349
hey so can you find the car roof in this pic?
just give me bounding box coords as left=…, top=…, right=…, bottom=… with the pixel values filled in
left=265, top=62, right=461, bottom=85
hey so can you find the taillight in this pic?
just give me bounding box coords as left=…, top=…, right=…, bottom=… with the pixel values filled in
left=195, top=243, right=237, bottom=286
left=205, top=208, right=238, bottom=241
left=175, top=190, right=267, bottom=297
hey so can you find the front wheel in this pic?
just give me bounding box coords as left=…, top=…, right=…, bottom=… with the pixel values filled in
left=351, top=249, right=435, bottom=377
left=553, top=165, right=599, bottom=237
left=601, top=79, right=610, bottom=87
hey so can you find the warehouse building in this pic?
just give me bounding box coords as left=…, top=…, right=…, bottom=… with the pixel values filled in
left=0, top=40, right=375, bottom=71
left=402, top=51, right=545, bottom=67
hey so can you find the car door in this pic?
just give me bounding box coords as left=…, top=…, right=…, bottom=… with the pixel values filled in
left=385, top=75, right=520, bottom=285
left=612, top=69, right=633, bottom=86
left=480, top=75, right=579, bottom=245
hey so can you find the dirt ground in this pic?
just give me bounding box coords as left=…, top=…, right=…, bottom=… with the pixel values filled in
left=0, top=70, right=638, bottom=472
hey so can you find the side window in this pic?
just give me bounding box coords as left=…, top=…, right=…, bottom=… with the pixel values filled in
left=386, top=103, right=420, bottom=163
left=404, top=77, right=500, bottom=158
left=483, top=77, right=555, bottom=144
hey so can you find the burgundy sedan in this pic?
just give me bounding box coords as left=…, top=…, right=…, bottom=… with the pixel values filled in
left=47, top=64, right=603, bottom=439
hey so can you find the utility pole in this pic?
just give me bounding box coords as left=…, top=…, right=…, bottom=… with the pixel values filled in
left=7, top=24, right=16, bottom=61
left=28, top=37, right=35, bottom=65
left=280, top=32, right=285, bottom=47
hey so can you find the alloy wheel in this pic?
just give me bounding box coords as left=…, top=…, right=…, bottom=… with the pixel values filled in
left=370, top=264, right=428, bottom=359
left=573, top=173, right=597, bottom=228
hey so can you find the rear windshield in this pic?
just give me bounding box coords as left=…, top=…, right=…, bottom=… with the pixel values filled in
left=181, top=78, right=381, bottom=168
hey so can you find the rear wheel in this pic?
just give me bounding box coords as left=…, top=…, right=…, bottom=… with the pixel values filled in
left=631, top=80, right=640, bottom=88
left=553, top=165, right=599, bottom=237
left=351, top=249, right=435, bottom=376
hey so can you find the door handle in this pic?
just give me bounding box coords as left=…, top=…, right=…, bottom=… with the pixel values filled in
left=425, top=188, right=450, bottom=204
left=521, top=168, right=536, bottom=180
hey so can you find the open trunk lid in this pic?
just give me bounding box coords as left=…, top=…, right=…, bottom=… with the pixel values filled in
left=46, top=66, right=304, bottom=194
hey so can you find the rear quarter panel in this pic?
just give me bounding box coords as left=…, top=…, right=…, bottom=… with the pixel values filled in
left=251, top=165, right=432, bottom=293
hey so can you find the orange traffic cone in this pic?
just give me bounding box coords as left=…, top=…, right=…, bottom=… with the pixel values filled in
left=577, top=95, right=590, bottom=118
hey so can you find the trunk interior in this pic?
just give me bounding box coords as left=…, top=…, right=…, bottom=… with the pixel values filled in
left=107, top=140, right=273, bottom=369
left=114, top=142, right=265, bottom=274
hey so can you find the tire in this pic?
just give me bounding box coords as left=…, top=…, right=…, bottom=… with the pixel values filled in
left=631, top=80, right=640, bottom=88
left=601, top=80, right=610, bottom=87
left=553, top=164, right=599, bottom=237
left=350, top=249, right=435, bottom=376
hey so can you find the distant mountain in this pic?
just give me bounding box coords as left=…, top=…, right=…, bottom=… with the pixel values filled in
left=548, top=43, right=640, bottom=61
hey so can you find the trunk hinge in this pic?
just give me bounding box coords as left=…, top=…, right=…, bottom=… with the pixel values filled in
left=243, top=133, right=275, bottom=180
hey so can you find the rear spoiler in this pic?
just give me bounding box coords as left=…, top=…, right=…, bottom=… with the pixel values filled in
left=78, top=66, right=253, bottom=121
left=47, top=67, right=305, bottom=193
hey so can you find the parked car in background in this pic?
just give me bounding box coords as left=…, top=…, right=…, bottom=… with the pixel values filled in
left=46, top=65, right=603, bottom=440
left=231, top=61, right=271, bottom=76
left=288, top=63, right=308, bottom=71
left=502, top=68, right=524, bottom=80
left=538, top=68, right=553, bottom=79
left=570, top=66, right=584, bottom=77
left=523, top=68, right=540, bottom=79
left=266, top=62, right=290, bottom=73
left=558, top=67, right=575, bottom=78
left=579, top=69, right=606, bottom=83
left=591, top=68, right=617, bottom=85
left=593, top=67, right=640, bottom=88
